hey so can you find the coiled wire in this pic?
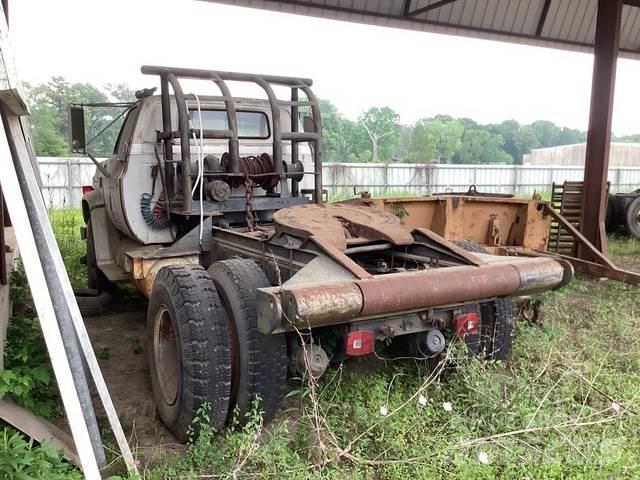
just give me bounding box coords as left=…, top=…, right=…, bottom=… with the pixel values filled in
left=140, top=190, right=169, bottom=229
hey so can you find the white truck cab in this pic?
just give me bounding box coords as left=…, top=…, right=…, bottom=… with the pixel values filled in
left=98, top=95, right=314, bottom=245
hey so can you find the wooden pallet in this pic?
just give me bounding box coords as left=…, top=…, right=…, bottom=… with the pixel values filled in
left=549, top=181, right=583, bottom=256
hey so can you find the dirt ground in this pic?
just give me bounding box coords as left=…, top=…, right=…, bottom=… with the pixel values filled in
left=83, top=298, right=186, bottom=469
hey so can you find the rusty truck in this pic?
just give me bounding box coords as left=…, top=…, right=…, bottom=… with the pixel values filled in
left=70, top=66, right=573, bottom=441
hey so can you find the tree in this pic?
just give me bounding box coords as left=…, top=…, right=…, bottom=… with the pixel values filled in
left=531, top=120, right=561, bottom=147
left=406, top=123, right=436, bottom=163
left=614, top=133, right=640, bottom=143
left=454, top=128, right=512, bottom=164
left=318, top=99, right=351, bottom=162
left=29, top=104, right=69, bottom=156
left=421, top=117, right=463, bottom=163
left=490, top=120, right=540, bottom=164
left=554, top=127, right=585, bottom=145
left=105, top=83, right=136, bottom=102
left=394, top=124, right=413, bottom=162
left=357, top=107, right=400, bottom=162
left=26, top=77, right=134, bottom=157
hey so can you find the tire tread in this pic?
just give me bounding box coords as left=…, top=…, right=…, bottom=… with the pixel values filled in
left=209, top=259, right=287, bottom=424
left=148, top=265, right=231, bottom=441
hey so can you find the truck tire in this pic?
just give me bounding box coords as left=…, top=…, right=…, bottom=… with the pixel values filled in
left=605, top=194, right=617, bottom=233
left=73, top=288, right=112, bottom=316
left=625, top=196, right=640, bottom=240
left=451, top=239, right=516, bottom=361
left=86, top=218, right=116, bottom=292
left=208, top=259, right=287, bottom=424
left=147, top=265, right=231, bottom=442
left=479, top=297, right=516, bottom=361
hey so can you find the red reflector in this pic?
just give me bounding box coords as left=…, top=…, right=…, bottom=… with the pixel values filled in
left=82, top=185, right=94, bottom=195
left=455, top=313, right=480, bottom=338
left=345, top=330, right=375, bottom=356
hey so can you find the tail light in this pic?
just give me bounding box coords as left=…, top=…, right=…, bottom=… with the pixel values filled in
left=82, top=185, right=94, bottom=195
left=455, top=312, right=480, bottom=338
left=345, top=330, right=375, bottom=356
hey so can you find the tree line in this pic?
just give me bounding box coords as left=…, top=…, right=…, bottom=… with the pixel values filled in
left=25, top=77, right=640, bottom=163
left=322, top=99, right=640, bottom=164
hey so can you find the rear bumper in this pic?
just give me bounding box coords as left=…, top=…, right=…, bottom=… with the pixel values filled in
left=256, top=256, right=572, bottom=334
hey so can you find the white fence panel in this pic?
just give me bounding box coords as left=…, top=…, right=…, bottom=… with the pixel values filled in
left=38, top=157, right=96, bottom=209
left=37, top=157, right=640, bottom=208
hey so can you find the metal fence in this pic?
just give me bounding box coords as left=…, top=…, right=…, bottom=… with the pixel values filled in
left=38, top=157, right=98, bottom=209
left=38, top=157, right=640, bottom=208
left=323, top=162, right=640, bottom=197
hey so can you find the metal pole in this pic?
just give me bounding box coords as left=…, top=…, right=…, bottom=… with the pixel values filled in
left=291, top=87, right=299, bottom=196
left=1, top=106, right=106, bottom=467
left=580, top=0, right=623, bottom=259
left=160, top=75, right=174, bottom=201
left=0, top=114, right=101, bottom=479
left=255, top=78, right=288, bottom=197
left=213, top=78, right=239, bottom=173
left=166, top=73, right=192, bottom=213
left=300, top=86, right=323, bottom=204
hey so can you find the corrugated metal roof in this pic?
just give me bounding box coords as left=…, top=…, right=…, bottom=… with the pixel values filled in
left=203, top=0, right=640, bottom=59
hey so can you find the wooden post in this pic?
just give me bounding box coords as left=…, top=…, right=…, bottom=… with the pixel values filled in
left=580, top=0, right=623, bottom=259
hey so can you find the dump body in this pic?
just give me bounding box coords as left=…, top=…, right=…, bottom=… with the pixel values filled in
left=357, top=195, right=552, bottom=252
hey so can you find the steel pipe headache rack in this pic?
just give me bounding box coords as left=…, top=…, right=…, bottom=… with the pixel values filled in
left=141, top=65, right=323, bottom=215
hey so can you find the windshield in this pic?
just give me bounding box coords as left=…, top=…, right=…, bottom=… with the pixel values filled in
left=188, top=109, right=270, bottom=139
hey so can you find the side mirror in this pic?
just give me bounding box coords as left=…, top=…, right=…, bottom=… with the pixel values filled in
left=69, top=105, right=86, bottom=153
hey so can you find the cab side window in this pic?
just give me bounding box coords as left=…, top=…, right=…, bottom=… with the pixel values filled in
left=188, top=109, right=270, bottom=139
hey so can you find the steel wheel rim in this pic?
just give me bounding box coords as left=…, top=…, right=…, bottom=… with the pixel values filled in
left=154, top=306, right=179, bottom=406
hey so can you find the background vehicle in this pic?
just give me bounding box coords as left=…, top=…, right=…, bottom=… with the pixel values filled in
left=72, top=66, right=573, bottom=440
left=606, top=189, right=640, bottom=239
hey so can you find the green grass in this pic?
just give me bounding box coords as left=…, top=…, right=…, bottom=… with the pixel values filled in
left=608, top=235, right=640, bottom=258
left=5, top=210, right=640, bottom=479
left=48, top=208, right=86, bottom=289
left=141, top=243, right=640, bottom=479
left=0, top=209, right=86, bottom=480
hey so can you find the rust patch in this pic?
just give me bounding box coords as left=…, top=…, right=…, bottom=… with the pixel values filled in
left=357, top=264, right=521, bottom=317
left=282, top=282, right=363, bottom=326
left=273, top=203, right=413, bottom=251
left=132, top=256, right=199, bottom=298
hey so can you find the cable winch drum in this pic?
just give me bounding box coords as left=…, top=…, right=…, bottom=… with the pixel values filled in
left=222, top=152, right=279, bottom=189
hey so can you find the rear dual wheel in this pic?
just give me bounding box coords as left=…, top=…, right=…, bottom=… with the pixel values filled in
left=625, top=196, right=640, bottom=240
left=147, top=265, right=231, bottom=441
left=452, top=240, right=516, bottom=361
left=147, top=260, right=287, bottom=441
left=208, top=259, right=288, bottom=424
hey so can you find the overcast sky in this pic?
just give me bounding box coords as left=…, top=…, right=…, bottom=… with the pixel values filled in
left=10, top=0, right=640, bottom=135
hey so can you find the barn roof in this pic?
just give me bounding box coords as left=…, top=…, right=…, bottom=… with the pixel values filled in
left=204, top=0, right=640, bottom=59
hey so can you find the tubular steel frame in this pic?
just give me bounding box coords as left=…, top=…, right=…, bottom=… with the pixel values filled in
left=141, top=65, right=323, bottom=216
